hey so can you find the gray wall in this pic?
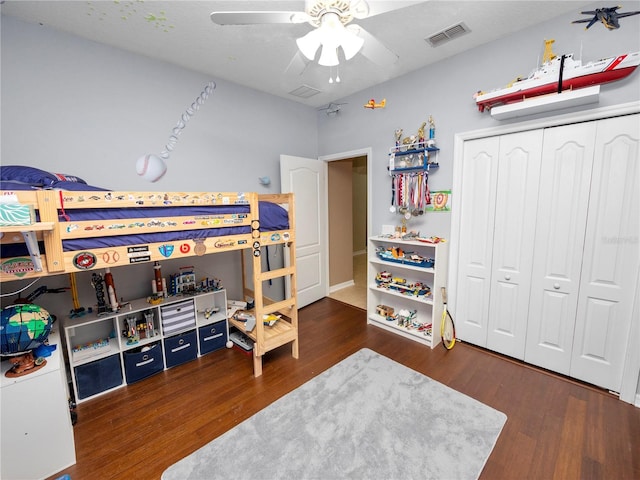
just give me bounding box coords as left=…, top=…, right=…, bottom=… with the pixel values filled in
left=317, top=1, right=640, bottom=239
left=1, top=16, right=318, bottom=193
left=1, top=15, right=318, bottom=307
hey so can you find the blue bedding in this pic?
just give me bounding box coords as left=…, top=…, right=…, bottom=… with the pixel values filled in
left=0, top=165, right=289, bottom=257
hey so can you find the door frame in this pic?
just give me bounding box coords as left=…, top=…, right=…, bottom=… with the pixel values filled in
left=319, top=146, right=373, bottom=278
left=450, top=100, right=640, bottom=405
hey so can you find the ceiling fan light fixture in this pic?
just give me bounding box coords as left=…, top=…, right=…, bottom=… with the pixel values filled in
left=297, top=9, right=364, bottom=66
left=296, top=29, right=322, bottom=60
left=319, top=45, right=339, bottom=66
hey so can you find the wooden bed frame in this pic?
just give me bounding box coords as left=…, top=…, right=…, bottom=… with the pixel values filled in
left=0, top=189, right=298, bottom=377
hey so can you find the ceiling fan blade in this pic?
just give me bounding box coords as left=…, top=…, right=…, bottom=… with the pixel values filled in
left=284, top=51, right=311, bottom=76
left=360, top=1, right=426, bottom=19
left=349, top=25, right=399, bottom=66
left=210, top=11, right=309, bottom=25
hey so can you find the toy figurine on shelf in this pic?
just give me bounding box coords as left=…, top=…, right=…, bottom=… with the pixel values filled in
left=428, top=115, right=436, bottom=146
left=144, top=310, right=155, bottom=337
left=394, top=129, right=403, bottom=152
left=152, top=261, right=167, bottom=297
left=124, top=315, right=139, bottom=345
left=417, top=121, right=426, bottom=148
left=91, top=273, right=110, bottom=315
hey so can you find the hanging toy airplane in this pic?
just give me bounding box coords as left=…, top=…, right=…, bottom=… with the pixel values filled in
left=364, top=98, right=386, bottom=109
left=572, top=6, right=640, bottom=30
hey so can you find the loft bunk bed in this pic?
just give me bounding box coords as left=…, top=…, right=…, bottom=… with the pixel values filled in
left=0, top=167, right=298, bottom=377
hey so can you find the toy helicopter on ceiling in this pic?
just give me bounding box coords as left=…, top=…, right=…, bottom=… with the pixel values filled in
left=572, top=6, right=640, bottom=30
left=318, top=102, right=347, bottom=116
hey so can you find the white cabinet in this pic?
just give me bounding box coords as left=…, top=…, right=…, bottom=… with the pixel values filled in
left=1, top=330, right=76, bottom=480
left=64, top=289, right=228, bottom=403
left=452, top=113, right=639, bottom=392
left=367, top=236, right=448, bottom=348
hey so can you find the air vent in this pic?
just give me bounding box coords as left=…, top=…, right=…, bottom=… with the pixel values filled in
left=425, top=22, right=471, bottom=47
left=289, top=84, right=322, bottom=98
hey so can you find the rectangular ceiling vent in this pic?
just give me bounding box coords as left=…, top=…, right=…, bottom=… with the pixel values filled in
left=426, top=22, right=471, bottom=47
left=289, top=84, right=322, bottom=98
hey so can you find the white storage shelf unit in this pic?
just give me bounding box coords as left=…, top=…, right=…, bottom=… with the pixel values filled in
left=64, top=289, right=228, bottom=403
left=367, top=236, right=448, bottom=348
left=1, top=330, right=76, bottom=480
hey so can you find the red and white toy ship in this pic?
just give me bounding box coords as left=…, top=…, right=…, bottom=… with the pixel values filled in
left=474, top=39, right=639, bottom=112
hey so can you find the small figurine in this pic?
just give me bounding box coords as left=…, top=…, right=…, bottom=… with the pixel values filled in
left=428, top=115, right=436, bottom=139
left=91, top=273, right=110, bottom=315
left=394, top=129, right=403, bottom=151
left=417, top=121, right=426, bottom=147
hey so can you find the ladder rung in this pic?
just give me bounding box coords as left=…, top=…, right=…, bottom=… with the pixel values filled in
left=258, top=266, right=295, bottom=282
left=260, top=298, right=296, bottom=316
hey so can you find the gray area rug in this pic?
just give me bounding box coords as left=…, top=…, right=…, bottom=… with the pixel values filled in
left=162, top=348, right=507, bottom=480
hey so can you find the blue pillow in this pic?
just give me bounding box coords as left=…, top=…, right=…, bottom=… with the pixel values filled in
left=0, top=165, right=87, bottom=186
left=0, top=180, right=40, bottom=191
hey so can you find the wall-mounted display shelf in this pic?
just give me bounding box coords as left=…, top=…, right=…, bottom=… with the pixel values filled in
left=388, top=146, right=440, bottom=173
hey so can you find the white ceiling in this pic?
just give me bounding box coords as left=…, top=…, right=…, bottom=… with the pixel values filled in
left=1, top=1, right=590, bottom=108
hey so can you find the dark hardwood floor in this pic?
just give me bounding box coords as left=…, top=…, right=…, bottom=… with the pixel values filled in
left=50, top=298, right=640, bottom=480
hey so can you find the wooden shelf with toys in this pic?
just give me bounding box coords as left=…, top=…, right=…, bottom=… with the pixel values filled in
left=64, top=267, right=229, bottom=403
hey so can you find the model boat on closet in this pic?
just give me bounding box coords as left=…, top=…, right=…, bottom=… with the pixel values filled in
left=474, top=40, right=640, bottom=112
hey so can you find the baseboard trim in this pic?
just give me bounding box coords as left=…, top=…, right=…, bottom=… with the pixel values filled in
left=635, top=393, right=640, bottom=408
left=330, top=280, right=355, bottom=293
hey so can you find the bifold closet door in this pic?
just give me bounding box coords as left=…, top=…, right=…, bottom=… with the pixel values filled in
left=570, top=114, right=639, bottom=391
left=486, top=130, right=543, bottom=359
left=525, top=122, right=597, bottom=374
left=454, top=136, right=499, bottom=346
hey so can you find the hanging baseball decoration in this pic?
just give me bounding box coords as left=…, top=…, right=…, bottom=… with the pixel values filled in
left=136, top=81, right=216, bottom=182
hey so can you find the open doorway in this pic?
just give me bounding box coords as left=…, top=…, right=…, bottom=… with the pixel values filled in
left=327, top=155, right=368, bottom=309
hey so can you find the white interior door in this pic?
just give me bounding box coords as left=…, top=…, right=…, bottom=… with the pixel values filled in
left=486, top=130, right=543, bottom=359
left=570, top=114, right=640, bottom=391
left=525, top=122, right=596, bottom=374
left=280, top=154, right=328, bottom=308
left=453, top=136, right=499, bottom=346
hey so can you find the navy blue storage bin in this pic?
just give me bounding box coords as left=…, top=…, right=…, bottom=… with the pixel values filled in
left=123, top=342, right=164, bottom=384
left=198, top=320, right=227, bottom=355
left=75, top=354, right=123, bottom=400
left=164, top=329, right=198, bottom=368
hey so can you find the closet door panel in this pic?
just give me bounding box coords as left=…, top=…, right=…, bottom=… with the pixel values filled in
left=487, top=131, right=543, bottom=359
left=570, top=114, right=639, bottom=391
left=525, top=122, right=596, bottom=373
left=454, top=136, right=499, bottom=346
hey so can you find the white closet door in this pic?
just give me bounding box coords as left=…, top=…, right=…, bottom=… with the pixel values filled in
left=486, top=130, right=543, bottom=359
left=570, top=114, right=640, bottom=391
left=525, top=122, right=597, bottom=373
left=454, top=136, right=499, bottom=346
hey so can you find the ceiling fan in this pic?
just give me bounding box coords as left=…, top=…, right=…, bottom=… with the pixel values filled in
left=210, top=0, right=401, bottom=72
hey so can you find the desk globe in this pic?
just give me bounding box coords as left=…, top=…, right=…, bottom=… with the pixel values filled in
left=1, top=304, right=53, bottom=377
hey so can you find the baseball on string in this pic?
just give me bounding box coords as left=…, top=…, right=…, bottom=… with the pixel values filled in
left=136, top=154, right=167, bottom=183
